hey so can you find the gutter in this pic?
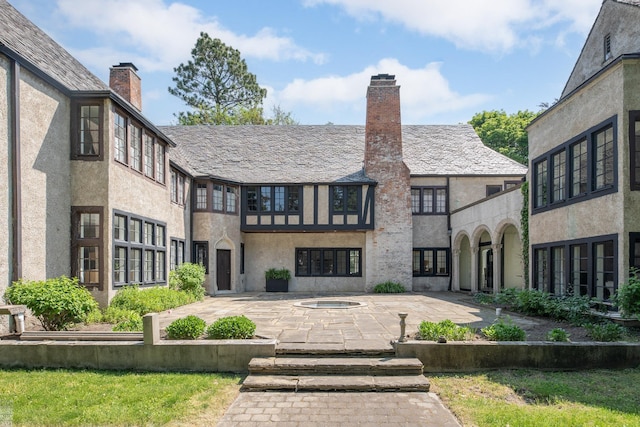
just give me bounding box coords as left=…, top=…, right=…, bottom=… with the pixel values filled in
left=9, top=58, right=22, bottom=282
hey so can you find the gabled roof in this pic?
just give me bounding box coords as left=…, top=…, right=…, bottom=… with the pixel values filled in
left=560, top=0, right=640, bottom=99
left=160, top=124, right=527, bottom=184
left=0, top=0, right=108, bottom=92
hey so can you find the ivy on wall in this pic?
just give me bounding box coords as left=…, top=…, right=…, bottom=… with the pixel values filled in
left=520, top=181, right=529, bottom=288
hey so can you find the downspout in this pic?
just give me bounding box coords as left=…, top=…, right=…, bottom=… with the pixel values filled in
left=9, top=58, right=22, bottom=283
left=447, top=177, right=452, bottom=291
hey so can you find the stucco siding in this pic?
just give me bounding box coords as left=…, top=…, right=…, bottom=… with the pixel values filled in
left=243, top=232, right=367, bottom=292
left=449, top=176, right=523, bottom=211
left=18, top=67, right=71, bottom=283
left=412, top=216, right=449, bottom=247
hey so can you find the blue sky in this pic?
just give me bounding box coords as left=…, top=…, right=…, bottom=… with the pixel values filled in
left=11, top=0, right=603, bottom=126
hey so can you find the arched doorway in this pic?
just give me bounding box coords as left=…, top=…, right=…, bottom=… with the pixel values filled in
left=501, top=224, right=524, bottom=289
left=478, top=230, right=493, bottom=292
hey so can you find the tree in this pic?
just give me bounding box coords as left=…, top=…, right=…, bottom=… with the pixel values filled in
left=469, top=110, right=539, bottom=165
left=266, top=105, right=298, bottom=125
left=169, top=32, right=267, bottom=125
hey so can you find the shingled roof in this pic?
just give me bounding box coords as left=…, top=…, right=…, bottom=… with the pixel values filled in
left=0, top=0, right=108, bottom=92
left=160, top=124, right=527, bottom=184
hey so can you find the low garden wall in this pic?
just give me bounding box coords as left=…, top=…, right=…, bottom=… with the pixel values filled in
left=396, top=341, right=640, bottom=372
left=0, top=313, right=276, bottom=373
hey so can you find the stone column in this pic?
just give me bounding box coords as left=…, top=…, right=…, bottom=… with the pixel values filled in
left=451, top=248, right=461, bottom=291
left=470, top=246, right=479, bottom=293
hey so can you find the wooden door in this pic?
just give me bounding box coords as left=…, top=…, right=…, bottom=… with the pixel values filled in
left=216, top=249, right=231, bottom=291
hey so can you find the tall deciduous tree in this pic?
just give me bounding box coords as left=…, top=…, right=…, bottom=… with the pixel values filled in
left=469, top=110, right=539, bottom=165
left=169, top=32, right=267, bottom=125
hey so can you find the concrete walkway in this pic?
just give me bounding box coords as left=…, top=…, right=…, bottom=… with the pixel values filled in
left=156, top=291, right=513, bottom=426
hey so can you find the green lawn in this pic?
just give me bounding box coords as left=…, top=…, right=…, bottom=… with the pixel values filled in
left=0, top=369, right=242, bottom=426
left=431, top=368, right=640, bottom=427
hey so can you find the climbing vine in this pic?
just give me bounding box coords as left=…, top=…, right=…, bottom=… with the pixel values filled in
left=520, top=181, right=529, bottom=288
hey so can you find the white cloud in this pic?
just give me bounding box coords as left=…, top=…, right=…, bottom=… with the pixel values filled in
left=54, top=0, right=325, bottom=72
left=270, top=58, right=490, bottom=124
left=304, top=0, right=602, bottom=53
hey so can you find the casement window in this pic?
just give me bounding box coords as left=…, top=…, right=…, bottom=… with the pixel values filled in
left=532, top=116, right=617, bottom=213
left=411, top=187, right=447, bottom=214
left=630, top=233, right=640, bottom=270
left=295, top=248, right=361, bottom=277
left=629, top=111, right=640, bottom=190
left=71, top=207, right=104, bottom=289
left=247, top=185, right=299, bottom=214
left=144, top=134, right=154, bottom=178
left=155, top=143, right=165, bottom=183
left=130, top=124, right=142, bottom=172
left=534, top=159, right=548, bottom=208
left=534, top=235, right=617, bottom=301
left=114, top=112, right=127, bottom=164
left=226, top=186, right=237, bottom=213
left=195, top=183, right=208, bottom=210
left=72, top=101, right=103, bottom=160
left=170, top=170, right=178, bottom=203
left=195, top=181, right=239, bottom=213
left=551, top=151, right=566, bottom=203
left=504, top=181, right=521, bottom=190
left=170, top=238, right=185, bottom=271
left=331, top=186, right=358, bottom=213
left=593, top=125, right=614, bottom=190
left=212, top=184, right=224, bottom=211
left=112, top=210, right=166, bottom=287
left=570, top=139, right=587, bottom=197
left=193, top=241, right=209, bottom=273
left=412, top=248, right=449, bottom=276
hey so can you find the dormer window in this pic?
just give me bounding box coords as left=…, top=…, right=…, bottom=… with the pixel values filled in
left=604, top=33, right=611, bottom=61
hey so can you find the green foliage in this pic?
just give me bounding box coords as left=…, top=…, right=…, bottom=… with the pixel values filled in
left=169, top=32, right=267, bottom=125
left=109, top=285, right=196, bottom=316
left=165, top=315, right=207, bottom=340
left=482, top=317, right=526, bottom=341
left=169, top=262, right=206, bottom=300
left=585, top=322, right=628, bottom=342
left=112, top=317, right=143, bottom=332
left=206, top=315, right=256, bottom=339
left=264, top=268, right=291, bottom=281
left=495, top=288, right=519, bottom=307
left=469, top=109, right=538, bottom=164
left=472, top=292, right=495, bottom=305
left=515, top=289, right=553, bottom=316
left=373, top=281, right=406, bottom=293
left=418, top=319, right=474, bottom=341
left=101, top=306, right=142, bottom=324
left=266, top=104, right=298, bottom=125
left=546, top=328, right=570, bottom=342
left=4, top=276, right=98, bottom=331
left=614, top=268, right=640, bottom=318
left=520, top=181, right=529, bottom=287
left=84, top=308, right=103, bottom=324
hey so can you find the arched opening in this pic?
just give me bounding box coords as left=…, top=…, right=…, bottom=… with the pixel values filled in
left=501, top=224, right=524, bottom=289
left=459, top=235, right=472, bottom=291
left=478, top=230, right=493, bottom=292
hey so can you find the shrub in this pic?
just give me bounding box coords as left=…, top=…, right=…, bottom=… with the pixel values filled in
left=472, top=293, right=495, bottom=305
left=84, top=308, right=103, bottom=324
left=110, top=285, right=195, bottom=316
left=207, top=315, right=256, bottom=339
left=373, top=281, right=406, bottom=294
left=112, top=317, right=143, bottom=332
left=418, top=319, right=474, bottom=341
left=166, top=315, right=207, bottom=340
left=516, top=289, right=553, bottom=316
left=101, top=306, right=142, bottom=325
left=481, top=317, right=526, bottom=341
left=546, top=328, right=570, bottom=342
left=614, top=269, right=640, bottom=318
left=4, top=276, right=98, bottom=331
left=168, top=263, right=206, bottom=300
left=494, top=288, right=519, bottom=308
left=265, top=268, right=291, bottom=281
left=585, top=322, right=628, bottom=342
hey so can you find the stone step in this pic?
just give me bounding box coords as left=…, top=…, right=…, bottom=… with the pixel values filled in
left=249, top=357, right=424, bottom=376
left=20, top=331, right=144, bottom=341
left=241, top=374, right=431, bottom=392
left=276, top=343, right=395, bottom=357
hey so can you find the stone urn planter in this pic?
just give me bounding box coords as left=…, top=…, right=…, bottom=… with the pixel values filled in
left=265, top=268, right=290, bottom=292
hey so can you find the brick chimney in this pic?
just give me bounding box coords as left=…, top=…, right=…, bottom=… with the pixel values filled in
left=363, top=74, right=413, bottom=291
left=109, top=62, right=142, bottom=111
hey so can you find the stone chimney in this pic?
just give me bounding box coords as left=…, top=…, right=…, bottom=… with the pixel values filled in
left=109, top=62, right=142, bottom=111
left=363, top=74, right=413, bottom=291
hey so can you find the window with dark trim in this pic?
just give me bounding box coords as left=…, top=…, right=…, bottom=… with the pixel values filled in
left=170, top=238, right=185, bottom=271
left=71, top=206, right=104, bottom=289
left=412, top=248, right=449, bottom=276
left=170, top=168, right=186, bottom=206
left=193, top=241, right=209, bottom=273
left=71, top=101, right=103, bottom=160
left=629, top=111, right=640, bottom=190
left=533, top=235, right=617, bottom=301
left=194, top=181, right=239, bottom=214
left=195, top=183, right=208, bottom=210
left=240, top=243, right=245, bottom=274
left=504, top=180, right=521, bottom=189
left=144, top=134, right=154, bottom=178
left=112, top=210, right=166, bottom=287
left=532, top=116, right=617, bottom=213
left=130, top=123, right=142, bottom=172
left=296, top=248, right=361, bottom=277
left=331, top=186, right=358, bottom=214
left=411, top=187, right=447, bottom=214
left=486, top=185, right=502, bottom=197
left=247, top=185, right=300, bottom=214
left=114, top=112, right=127, bottom=164
left=155, top=143, right=165, bottom=184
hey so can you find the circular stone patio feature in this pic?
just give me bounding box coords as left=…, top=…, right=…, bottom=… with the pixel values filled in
left=294, top=300, right=367, bottom=309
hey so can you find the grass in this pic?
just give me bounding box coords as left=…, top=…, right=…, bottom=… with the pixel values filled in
left=431, top=368, right=640, bottom=427
left=0, top=368, right=242, bottom=426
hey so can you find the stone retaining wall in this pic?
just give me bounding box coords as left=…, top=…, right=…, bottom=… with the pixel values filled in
left=396, top=341, right=640, bottom=371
